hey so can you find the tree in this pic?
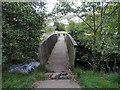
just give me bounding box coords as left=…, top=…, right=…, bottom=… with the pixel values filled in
left=2, top=2, right=46, bottom=63
left=52, top=1, right=120, bottom=71
left=54, top=21, right=65, bottom=31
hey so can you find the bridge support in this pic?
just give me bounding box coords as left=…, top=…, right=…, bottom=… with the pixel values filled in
left=38, top=33, right=57, bottom=67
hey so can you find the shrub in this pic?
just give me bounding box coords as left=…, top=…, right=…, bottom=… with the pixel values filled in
left=2, top=2, right=46, bottom=63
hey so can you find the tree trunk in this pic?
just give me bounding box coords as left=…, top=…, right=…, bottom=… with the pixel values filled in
left=92, top=5, right=98, bottom=71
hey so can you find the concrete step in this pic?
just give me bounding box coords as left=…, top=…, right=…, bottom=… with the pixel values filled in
left=45, top=72, right=75, bottom=80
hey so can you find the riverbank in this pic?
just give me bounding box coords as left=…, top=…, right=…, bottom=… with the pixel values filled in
left=2, top=67, right=46, bottom=88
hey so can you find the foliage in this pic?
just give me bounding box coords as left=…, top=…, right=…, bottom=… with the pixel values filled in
left=67, top=2, right=120, bottom=71
left=74, top=68, right=119, bottom=88
left=52, top=1, right=120, bottom=71
left=2, top=67, right=46, bottom=88
left=44, top=26, right=55, bottom=33
left=52, top=1, right=72, bottom=16
left=2, top=2, right=46, bottom=63
left=54, top=21, right=65, bottom=31
left=51, top=1, right=73, bottom=23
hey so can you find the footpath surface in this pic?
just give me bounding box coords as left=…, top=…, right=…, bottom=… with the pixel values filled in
left=32, top=34, right=80, bottom=88
left=48, top=34, right=69, bottom=72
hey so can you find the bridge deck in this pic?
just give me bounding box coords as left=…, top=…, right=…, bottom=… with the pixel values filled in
left=48, top=34, right=69, bottom=73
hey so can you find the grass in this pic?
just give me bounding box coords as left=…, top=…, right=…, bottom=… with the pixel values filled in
left=74, top=68, right=120, bottom=88
left=2, top=67, right=47, bottom=88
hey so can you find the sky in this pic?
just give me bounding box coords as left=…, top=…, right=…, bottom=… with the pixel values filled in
left=45, top=0, right=82, bottom=13
left=43, top=0, right=83, bottom=26
left=37, top=0, right=120, bottom=26
left=45, top=0, right=59, bottom=13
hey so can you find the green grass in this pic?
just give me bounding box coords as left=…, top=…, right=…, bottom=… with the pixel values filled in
left=2, top=67, right=47, bottom=88
left=74, top=68, right=119, bottom=88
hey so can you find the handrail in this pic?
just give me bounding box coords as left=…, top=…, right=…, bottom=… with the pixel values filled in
left=38, top=33, right=56, bottom=46
left=65, top=33, right=78, bottom=67
left=67, top=34, right=78, bottom=47
left=38, top=33, right=57, bottom=67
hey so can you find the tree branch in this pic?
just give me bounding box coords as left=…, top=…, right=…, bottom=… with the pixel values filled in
left=103, top=2, right=109, bottom=15
left=96, top=2, right=109, bottom=32
left=86, top=60, right=94, bottom=69
left=76, top=14, right=94, bottom=31
left=96, top=4, right=120, bottom=31
left=108, top=5, right=120, bottom=17
left=100, top=2, right=104, bottom=33
left=93, top=5, right=96, bottom=31
left=76, top=3, right=109, bottom=32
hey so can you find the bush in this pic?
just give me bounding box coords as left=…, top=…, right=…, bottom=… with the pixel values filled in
left=2, top=2, right=46, bottom=63
left=68, top=20, right=120, bottom=71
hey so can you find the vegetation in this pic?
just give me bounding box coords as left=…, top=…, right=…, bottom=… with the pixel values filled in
left=52, top=1, right=120, bottom=88
left=74, top=68, right=120, bottom=88
left=2, top=2, right=46, bottom=63
left=2, top=67, right=46, bottom=88
left=54, top=21, right=65, bottom=31
left=44, top=26, right=55, bottom=33
left=2, top=2, right=47, bottom=88
left=67, top=2, right=120, bottom=71
left=52, top=1, right=72, bottom=16
left=2, top=1, right=120, bottom=89
left=52, top=1, right=120, bottom=72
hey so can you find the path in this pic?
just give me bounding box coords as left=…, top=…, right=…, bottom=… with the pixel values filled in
left=32, top=80, right=80, bottom=88
left=48, top=34, right=69, bottom=72
left=32, top=34, right=80, bottom=88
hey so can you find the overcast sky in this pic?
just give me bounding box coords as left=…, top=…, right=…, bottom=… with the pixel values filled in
left=42, top=0, right=120, bottom=26
left=43, top=0, right=82, bottom=26
left=45, top=0, right=58, bottom=13
left=45, top=0, right=82, bottom=13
